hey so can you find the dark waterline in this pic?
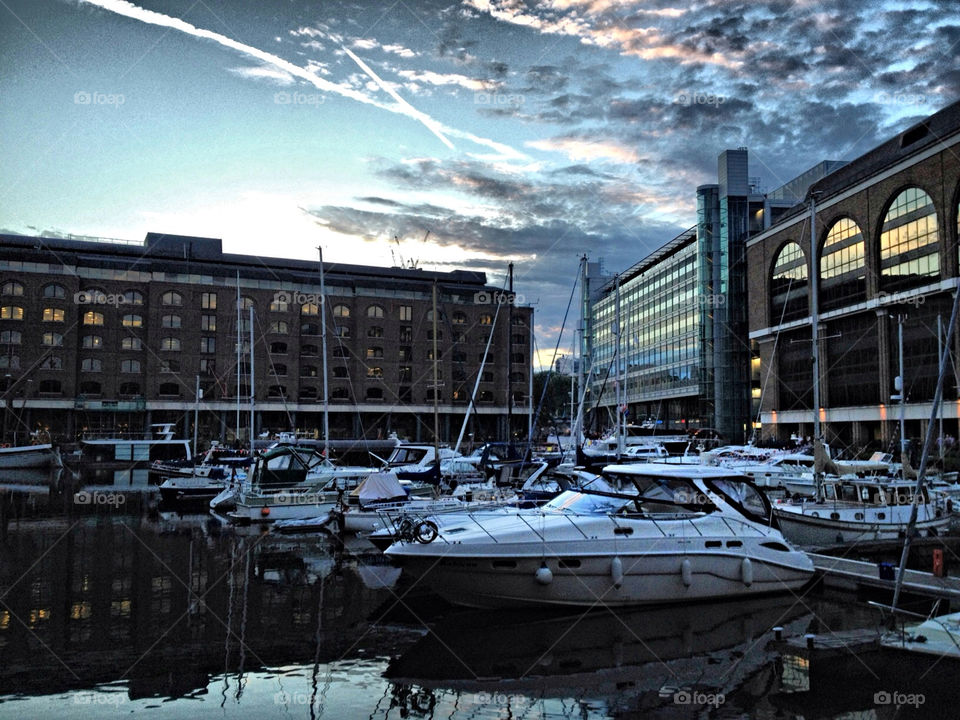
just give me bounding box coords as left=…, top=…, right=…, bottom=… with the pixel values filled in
left=0, top=466, right=957, bottom=718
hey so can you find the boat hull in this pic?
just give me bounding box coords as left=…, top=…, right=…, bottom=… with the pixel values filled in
left=388, top=543, right=813, bottom=609
left=0, top=444, right=58, bottom=469
left=775, top=508, right=953, bottom=547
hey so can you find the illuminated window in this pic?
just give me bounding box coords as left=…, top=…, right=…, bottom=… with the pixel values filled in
left=42, top=308, right=63, bottom=322
left=121, top=314, right=142, bottom=328
left=820, top=218, right=866, bottom=311
left=399, top=305, right=412, bottom=321
left=83, top=311, right=104, bottom=325
left=201, top=292, right=217, bottom=310
left=452, top=312, right=467, bottom=325
left=201, top=314, right=216, bottom=331
left=270, top=297, right=288, bottom=312
left=479, top=314, right=493, bottom=325
left=160, top=337, right=181, bottom=351
left=333, top=304, right=350, bottom=318
left=367, top=304, right=384, bottom=318
left=770, top=241, right=808, bottom=323
left=366, top=366, right=383, bottom=378
left=1, top=306, right=24, bottom=320
left=366, top=347, right=383, bottom=359
left=301, top=303, right=320, bottom=316
left=880, top=187, right=939, bottom=291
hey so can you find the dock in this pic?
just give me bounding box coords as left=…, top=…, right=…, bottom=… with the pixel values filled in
left=809, top=552, right=960, bottom=605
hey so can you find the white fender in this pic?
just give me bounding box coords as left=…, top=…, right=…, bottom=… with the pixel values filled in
left=680, top=558, right=692, bottom=587
left=610, top=556, right=623, bottom=589
left=741, top=557, right=753, bottom=587
left=535, top=562, right=553, bottom=585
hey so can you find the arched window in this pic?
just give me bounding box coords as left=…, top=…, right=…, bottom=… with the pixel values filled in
left=0, top=330, right=21, bottom=344
left=40, top=356, right=62, bottom=370
left=365, top=387, right=384, bottom=400
left=267, top=385, right=286, bottom=399
left=122, top=314, right=142, bottom=328
left=119, top=382, right=140, bottom=396
left=301, top=365, right=320, bottom=378
left=770, top=242, right=808, bottom=323
left=160, top=337, right=181, bottom=351
left=452, top=311, right=467, bottom=325
left=42, top=308, right=64, bottom=322
left=331, top=387, right=350, bottom=400
left=79, top=381, right=101, bottom=395
left=159, top=383, right=180, bottom=397
left=82, top=335, right=102, bottom=349
left=301, top=303, right=320, bottom=316
left=38, top=379, right=61, bottom=394
left=121, top=359, right=141, bottom=374
left=298, top=387, right=318, bottom=401
left=479, top=313, right=492, bottom=325
left=367, top=304, right=384, bottom=318
left=239, top=296, right=255, bottom=309
left=331, top=366, right=348, bottom=378
left=270, top=341, right=287, bottom=354
left=161, top=291, right=183, bottom=306
left=162, top=314, right=181, bottom=328
left=0, top=306, right=24, bottom=320
left=41, top=332, right=63, bottom=346
left=83, top=311, right=104, bottom=326
left=43, top=283, right=65, bottom=299
left=335, top=325, right=350, bottom=338
left=366, top=366, right=383, bottom=378
left=122, top=337, right=143, bottom=351
left=820, top=218, right=866, bottom=311
left=1, top=281, right=23, bottom=296
left=270, top=296, right=288, bottom=312
left=81, top=358, right=102, bottom=372
left=300, top=344, right=318, bottom=356
left=880, top=187, right=939, bottom=291
left=270, top=321, right=289, bottom=334
left=0, top=356, right=19, bottom=369
left=367, top=326, right=384, bottom=338
left=332, top=304, right=350, bottom=318
left=270, top=364, right=287, bottom=376
left=300, top=322, right=319, bottom=336
left=160, top=359, right=180, bottom=373
left=123, top=290, right=144, bottom=305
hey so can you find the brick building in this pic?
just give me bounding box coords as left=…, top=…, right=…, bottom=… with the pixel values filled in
left=0, top=232, right=533, bottom=446
left=747, top=99, right=960, bottom=452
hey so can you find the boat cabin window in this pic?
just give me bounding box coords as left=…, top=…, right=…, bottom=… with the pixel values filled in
left=388, top=447, right=429, bottom=464
left=264, top=453, right=297, bottom=471
left=706, top=477, right=772, bottom=523
left=606, top=473, right=709, bottom=510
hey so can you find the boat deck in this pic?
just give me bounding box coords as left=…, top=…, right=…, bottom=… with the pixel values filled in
left=809, top=552, right=960, bottom=603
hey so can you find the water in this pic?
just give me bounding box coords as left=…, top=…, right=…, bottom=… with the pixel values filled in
left=0, top=468, right=956, bottom=718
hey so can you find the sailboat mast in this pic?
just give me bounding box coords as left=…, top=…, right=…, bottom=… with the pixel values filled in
left=614, top=274, right=624, bottom=457
left=249, top=306, right=255, bottom=444
left=318, top=246, right=329, bottom=460
left=809, top=193, right=823, bottom=501
left=235, top=273, right=241, bottom=443
left=432, top=280, right=440, bottom=458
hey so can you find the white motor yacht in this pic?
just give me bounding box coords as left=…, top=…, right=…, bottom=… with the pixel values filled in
left=385, top=463, right=814, bottom=608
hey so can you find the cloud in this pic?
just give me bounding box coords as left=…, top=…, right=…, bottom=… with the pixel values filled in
left=527, top=136, right=641, bottom=164
left=227, top=64, right=296, bottom=85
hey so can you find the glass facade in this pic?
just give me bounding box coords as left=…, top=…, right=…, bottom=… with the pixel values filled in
left=770, top=242, right=808, bottom=322
left=589, top=229, right=701, bottom=429
left=820, top=218, right=866, bottom=311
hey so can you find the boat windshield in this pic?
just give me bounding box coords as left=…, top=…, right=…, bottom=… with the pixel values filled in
left=542, top=490, right=631, bottom=514
left=388, top=447, right=429, bottom=465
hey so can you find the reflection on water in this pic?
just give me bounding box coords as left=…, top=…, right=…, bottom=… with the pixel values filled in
left=0, top=502, right=956, bottom=718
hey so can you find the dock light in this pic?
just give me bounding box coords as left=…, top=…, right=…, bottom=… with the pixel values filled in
left=261, top=507, right=270, bottom=517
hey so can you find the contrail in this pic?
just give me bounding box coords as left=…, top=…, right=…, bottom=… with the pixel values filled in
left=79, top=0, right=469, bottom=151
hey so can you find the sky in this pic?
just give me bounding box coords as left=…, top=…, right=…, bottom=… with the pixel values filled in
left=1, top=0, right=958, bottom=368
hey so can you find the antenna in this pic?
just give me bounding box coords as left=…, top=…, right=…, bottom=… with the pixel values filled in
left=392, top=235, right=407, bottom=268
